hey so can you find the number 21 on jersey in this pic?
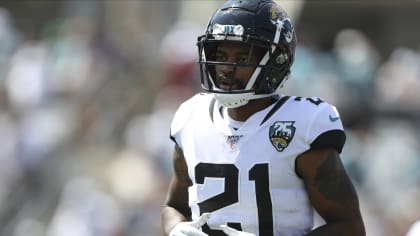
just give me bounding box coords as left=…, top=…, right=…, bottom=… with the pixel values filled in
left=195, top=163, right=274, bottom=236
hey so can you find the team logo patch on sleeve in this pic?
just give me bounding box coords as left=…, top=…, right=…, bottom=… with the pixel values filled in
left=269, top=121, right=296, bottom=152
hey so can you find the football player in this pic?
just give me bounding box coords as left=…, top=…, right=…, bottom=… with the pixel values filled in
left=162, top=0, right=365, bottom=235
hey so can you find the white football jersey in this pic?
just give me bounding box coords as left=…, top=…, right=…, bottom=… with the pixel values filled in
left=170, top=93, right=346, bottom=236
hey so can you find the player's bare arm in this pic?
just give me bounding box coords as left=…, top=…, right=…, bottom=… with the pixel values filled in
left=162, top=144, right=192, bottom=235
left=296, top=149, right=365, bottom=236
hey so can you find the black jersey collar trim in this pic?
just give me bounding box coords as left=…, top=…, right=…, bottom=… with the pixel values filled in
left=260, top=96, right=290, bottom=126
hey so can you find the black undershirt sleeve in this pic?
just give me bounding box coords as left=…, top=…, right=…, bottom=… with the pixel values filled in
left=295, top=129, right=346, bottom=178
left=310, top=129, right=346, bottom=153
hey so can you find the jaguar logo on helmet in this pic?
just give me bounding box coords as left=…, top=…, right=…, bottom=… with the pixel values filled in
left=269, top=121, right=296, bottom=152
left=269, top=5, right=285, bottom=21
left=283, top=19, right=294, bottom=43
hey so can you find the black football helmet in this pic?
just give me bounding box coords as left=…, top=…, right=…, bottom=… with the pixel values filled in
left=197, top=0, right=297, bottom=108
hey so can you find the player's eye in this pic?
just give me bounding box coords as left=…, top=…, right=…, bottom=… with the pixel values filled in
left=237, top=56, right=249, bottom=64
left=215, top=52, right=227, bottom=62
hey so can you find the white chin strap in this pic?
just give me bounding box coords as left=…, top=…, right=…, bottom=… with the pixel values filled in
left=214, top=92, right=274, bottom=108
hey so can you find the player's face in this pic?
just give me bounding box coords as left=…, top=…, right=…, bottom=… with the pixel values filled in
left=214, top=42, right=264, bottom=91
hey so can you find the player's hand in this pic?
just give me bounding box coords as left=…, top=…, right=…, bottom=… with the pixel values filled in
left=220, top=225, right=256, bottom=236
left=169, top=213, right=211, bottom=236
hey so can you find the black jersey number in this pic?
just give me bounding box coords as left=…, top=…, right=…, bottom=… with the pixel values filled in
left=294, top=96, right=323, bottom=105
left=195, top=163, right=273, bottom=236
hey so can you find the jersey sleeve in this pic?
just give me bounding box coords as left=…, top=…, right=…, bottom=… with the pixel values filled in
left=307, top=103, right=346, bottom=153
left=169, top=95, right=197, bottom=148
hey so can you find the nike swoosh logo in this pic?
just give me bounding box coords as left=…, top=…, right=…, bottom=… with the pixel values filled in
left=329, top=114, right=340, bottom=122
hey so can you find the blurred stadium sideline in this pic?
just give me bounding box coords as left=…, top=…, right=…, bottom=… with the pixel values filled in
left=0, top=1, right=419, bottom=236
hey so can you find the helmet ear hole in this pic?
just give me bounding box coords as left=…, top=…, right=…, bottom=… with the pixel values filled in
left=275, top=53, right=288, bottom=64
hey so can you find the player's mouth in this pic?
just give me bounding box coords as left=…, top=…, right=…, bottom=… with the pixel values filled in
left=218, top=77, right=243, bottom=91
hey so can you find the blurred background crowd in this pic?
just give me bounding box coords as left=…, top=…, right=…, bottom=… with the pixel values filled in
left=0, top=1, right=419, bottom=236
